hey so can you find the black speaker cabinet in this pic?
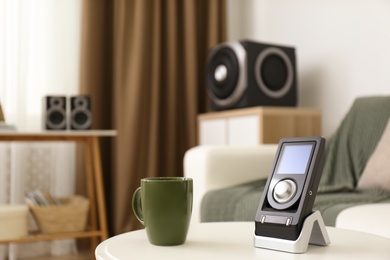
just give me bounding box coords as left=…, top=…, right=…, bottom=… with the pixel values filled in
left=44, top=96, right=67, bottom=130
left=206, top=40, right=297, bottom=110
left=70, top=95, right=92, bottom=130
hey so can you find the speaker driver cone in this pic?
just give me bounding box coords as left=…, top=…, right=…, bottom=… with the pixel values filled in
left=206, top=42, right=247, bottom=108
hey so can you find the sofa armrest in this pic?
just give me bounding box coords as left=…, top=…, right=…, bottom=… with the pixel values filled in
left=183, top=145, right=278, bottom=223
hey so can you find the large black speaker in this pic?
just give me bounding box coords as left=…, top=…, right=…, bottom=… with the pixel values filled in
left=44, top=96, right=67, bottom=130
left=206, top=40, right=297, bottom=110
left=70, top=95, right=92, bottom=130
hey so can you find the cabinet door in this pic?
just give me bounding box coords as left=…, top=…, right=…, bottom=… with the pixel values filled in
left=199, top=116, right=260, bottom=145
left=228, top=115, right=259, bottom=145
left=199, top=118, right=227, bottom=145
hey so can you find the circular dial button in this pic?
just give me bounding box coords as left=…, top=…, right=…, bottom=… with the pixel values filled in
left=273, top=179, right=297, bottom=204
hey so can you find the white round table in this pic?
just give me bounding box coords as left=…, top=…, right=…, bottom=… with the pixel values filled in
left=96, top=222, right=390, bottom=259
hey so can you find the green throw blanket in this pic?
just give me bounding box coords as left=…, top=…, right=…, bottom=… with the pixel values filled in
left=201, top=96, right=390, bottom=226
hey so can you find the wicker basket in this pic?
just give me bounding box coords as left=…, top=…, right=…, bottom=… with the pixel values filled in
left=30, top=196, right=89, bottom=234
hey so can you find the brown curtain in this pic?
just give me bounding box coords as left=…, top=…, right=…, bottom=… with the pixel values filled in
left=79, top=0, right=226, bottom=235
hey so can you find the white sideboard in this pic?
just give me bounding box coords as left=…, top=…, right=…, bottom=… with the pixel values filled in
left=198, top=107, right=321, bottom=145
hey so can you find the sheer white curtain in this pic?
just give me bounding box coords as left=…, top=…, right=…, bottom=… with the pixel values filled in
left=0, top=0, right=82, bottom=259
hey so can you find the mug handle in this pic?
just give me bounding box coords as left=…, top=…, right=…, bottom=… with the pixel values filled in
left=132, top=187, right=144, bottom=225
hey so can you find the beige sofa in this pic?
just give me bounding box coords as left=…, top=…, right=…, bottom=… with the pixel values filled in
left=184, top=145, right=390, bottom=239
left=184, top=96, right=390, bottom=239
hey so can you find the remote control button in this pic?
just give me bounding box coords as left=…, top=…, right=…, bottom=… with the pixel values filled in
left=273, top=179, right=297, bottom=204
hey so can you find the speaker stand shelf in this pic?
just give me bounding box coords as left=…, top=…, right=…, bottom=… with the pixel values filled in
left=253, top=211, right=330, bottom=254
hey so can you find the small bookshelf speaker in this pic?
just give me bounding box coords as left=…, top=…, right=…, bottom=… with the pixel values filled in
left=70, top=95, right=92, bottom=130
left=44, top=96, right=67, bottom=130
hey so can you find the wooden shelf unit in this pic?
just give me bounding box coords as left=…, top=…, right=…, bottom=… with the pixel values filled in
left=0, top=130, right=116, bottom=254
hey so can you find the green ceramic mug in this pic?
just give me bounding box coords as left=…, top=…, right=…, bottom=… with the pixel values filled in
left=132, top=177, right=193, bottom=246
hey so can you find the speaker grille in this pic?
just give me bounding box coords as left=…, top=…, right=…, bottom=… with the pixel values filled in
left=254, top=47, right=294, bottom=99
left=261, top=54, right=288, bottom=91
left=49, top=111, right=65, bottom=125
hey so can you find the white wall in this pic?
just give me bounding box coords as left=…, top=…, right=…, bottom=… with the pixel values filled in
left=227, top=0, right=390, bottom=137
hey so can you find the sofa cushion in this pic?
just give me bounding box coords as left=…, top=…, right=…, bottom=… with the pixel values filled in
left=358, top=118, right=390, bottom=191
